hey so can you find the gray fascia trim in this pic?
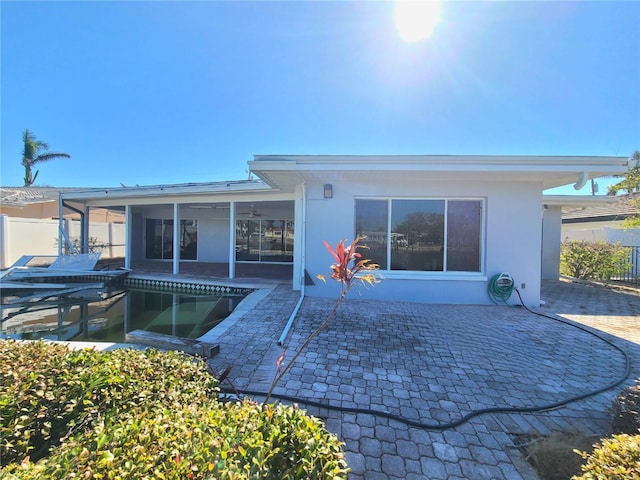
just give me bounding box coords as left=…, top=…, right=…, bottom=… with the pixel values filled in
left=251, top=154, right=629, bottom=168
left=563, top=214, right=629, bottom=224
left=543, top=195, right=618, bottom=207
left=59, top=179, right=273, bottom=201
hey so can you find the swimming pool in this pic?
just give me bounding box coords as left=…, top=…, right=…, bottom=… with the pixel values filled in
left=0, top=284, right=250, bottom=343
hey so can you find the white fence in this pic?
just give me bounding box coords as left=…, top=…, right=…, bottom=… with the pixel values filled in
left=0, top=215, right=125, bottom=268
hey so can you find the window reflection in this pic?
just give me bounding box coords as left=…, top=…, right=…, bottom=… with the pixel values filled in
left=354, top=199, right=388, bottom=269
left=391, top=200, right=445, bottom=271
left=145, top=219, right=197, bottom=260
left=447, top=200, right=482, bottom=272
left=355, top=198, right=482, bottom=273
left=235, top=219, right=294, bottom=263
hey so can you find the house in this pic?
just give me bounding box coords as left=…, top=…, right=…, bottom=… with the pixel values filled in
left=57, top=155, right=629, bottom=306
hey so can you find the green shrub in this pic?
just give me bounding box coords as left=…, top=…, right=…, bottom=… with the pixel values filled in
left=4, top=400, right=348, bottom=480
left=0, top=340, right=349, bottom=480
left=560, top=240, right=631, bottom=281
left=0, top=340, right=218, bottom=464
left=572, top=434, right=640, bottom=479
left=611, top=380, right=640, bottom=435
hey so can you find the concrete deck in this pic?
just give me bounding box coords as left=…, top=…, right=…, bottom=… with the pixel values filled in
left=205, top=279, right=640, bottom=480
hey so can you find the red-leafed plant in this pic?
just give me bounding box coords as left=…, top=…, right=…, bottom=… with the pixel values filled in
left=264, top=237, right=380, bottom=403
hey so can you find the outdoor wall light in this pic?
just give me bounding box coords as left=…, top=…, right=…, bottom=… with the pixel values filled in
left=324, top=184, right=333, bottom=199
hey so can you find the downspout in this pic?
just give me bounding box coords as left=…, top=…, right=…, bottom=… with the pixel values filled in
left=278, top=182, right=306, bottom=346
left=573, top=172, right=589, bottom=190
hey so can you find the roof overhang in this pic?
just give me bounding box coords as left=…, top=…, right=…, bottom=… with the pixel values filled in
left=59, top=179, right=274, bottom=203
left=542, top=195, right=618, bottom=208
left=248, top=155, right=630, bottom=192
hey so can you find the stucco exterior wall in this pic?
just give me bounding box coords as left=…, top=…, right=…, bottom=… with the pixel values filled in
left=130, top=212, right=144, bottom=261
left=198, top=218, right=231, bottom=262
left=301, top=177, right=543, bottom=306
left=541, top=206, right=562, bottom=280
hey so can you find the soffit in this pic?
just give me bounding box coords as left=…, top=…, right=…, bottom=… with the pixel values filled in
left=556, top=194, right=638, bottom=220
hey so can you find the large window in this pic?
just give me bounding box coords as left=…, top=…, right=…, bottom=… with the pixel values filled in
left=145, top=219, right=198, bottom=260
left=355, top=198, right=483, bottom=273
left=235, top=219, right=294, bottom=263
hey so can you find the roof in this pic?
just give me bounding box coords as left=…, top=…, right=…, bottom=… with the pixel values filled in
left=561, top=193, right=639, bottom=223
left=248, top=154, right=630, bottom=191
left=58, top=179, right=272, bottom=202
left=0, top=187, right=77, bottom=207
left=38, top=155, right=633, bottom=204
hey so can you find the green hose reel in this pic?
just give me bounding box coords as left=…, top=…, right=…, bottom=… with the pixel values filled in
left=488, top=272, right=515, bottom=305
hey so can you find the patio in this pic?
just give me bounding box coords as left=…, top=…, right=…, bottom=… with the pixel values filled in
left=204, top=279, right=640, bottom=480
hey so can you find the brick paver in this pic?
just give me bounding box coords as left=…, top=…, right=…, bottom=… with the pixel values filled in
left=206, top=279, right=640, bottom=480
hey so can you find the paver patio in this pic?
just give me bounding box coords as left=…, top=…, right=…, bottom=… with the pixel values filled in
left=204, top=279, right=640, bottom=480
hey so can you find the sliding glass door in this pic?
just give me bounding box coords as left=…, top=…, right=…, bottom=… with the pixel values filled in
left=145, top=219, right=198, bottom=260
left=235, top=219, right=294, bottom=263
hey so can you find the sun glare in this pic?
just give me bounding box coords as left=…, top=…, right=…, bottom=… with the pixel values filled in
left=395, top=0, right=441, bottom=42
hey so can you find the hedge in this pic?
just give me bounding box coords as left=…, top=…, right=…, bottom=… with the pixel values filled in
left=560, top=240, right=631, bottom=282
left=611, top=379, right=640, bottom=435
left=573, top=434, right=640, bottom=479
left=0, top=340, right=349, bottom=480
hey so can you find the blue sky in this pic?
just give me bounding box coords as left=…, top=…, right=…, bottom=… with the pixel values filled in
left=1, top=1, right=638, bottom=194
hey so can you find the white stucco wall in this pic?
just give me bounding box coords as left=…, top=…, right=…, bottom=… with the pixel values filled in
left=541, top=206, right=562, bottom=280
left=301, top=177, right=543, bottom=306
left=198, top=219, right=231, bottom=262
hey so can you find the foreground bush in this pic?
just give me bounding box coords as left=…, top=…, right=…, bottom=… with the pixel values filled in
left=610, top=379, right=640, bottom=435
left=573, top=434, right=640, bottom=479
left=3, top=400, right=348, bottom=480
left=560, top=240, right=631, bottom=281
left=0, top=340, right=348, bottom=479
left=0, top=340, right=219, bottom=464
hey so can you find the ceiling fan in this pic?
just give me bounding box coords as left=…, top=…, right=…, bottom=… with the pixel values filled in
left=188, top=203, right=231, bottom=210
left=239, top=205, right=263, bottom=218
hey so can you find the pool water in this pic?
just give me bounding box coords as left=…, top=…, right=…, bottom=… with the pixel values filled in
left=0, top=286, right=248, bottom=343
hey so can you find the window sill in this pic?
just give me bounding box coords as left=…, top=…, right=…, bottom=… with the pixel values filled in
left=373, top=272, right=487, bottom=282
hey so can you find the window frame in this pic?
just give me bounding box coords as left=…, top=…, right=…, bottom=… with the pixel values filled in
left=235, top=218, right=294, bottom=264
left=354, top=196, right=487, bottom=280
left=145, top=218, right=198, bottom=261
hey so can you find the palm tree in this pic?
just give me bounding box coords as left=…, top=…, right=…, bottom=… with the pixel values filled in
left=21, top=129, right=70, bottom=186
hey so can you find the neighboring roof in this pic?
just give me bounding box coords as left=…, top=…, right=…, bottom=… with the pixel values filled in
left=560, top=193, right=639, bottom=223
left=248, top=155, right=630, bottom=191
left=0, top=187, right=77, bottom=207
